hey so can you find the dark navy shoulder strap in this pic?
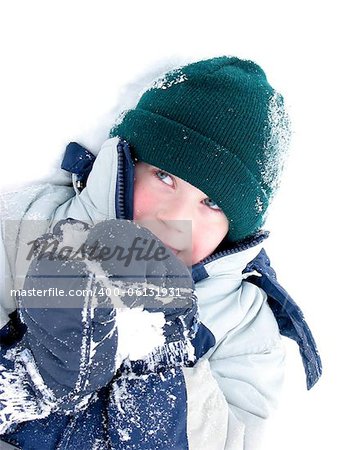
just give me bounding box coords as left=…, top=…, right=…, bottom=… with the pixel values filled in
left=243, top=248, right=322, bottom=390
left=61, top=142, right=96, bottom=184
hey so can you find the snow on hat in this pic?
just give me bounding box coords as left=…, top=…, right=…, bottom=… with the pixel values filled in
left=110, top=55, right=291, bottom=243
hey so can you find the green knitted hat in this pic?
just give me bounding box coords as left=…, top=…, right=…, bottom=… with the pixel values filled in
left=110, top=56, right=291, bottom=243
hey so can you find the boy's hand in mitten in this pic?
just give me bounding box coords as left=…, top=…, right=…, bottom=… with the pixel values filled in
left=84, top=219, right=199, bottom=374
left=16, top=218, right=199, bottom=403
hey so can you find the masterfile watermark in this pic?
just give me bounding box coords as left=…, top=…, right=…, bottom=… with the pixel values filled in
left=26, top=235, right=171, bottom=267
left=11, top=286, right=183, bottom=298
left=4, top=218, right=194, bottom=309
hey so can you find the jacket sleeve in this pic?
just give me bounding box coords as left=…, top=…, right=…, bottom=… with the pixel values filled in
left=182, top=285, right=286, bottom=450
left=0, top=184, right=75, bottom=332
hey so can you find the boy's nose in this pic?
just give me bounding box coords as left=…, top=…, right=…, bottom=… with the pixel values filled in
left=157, top=199, right=193, bottom=224
left=157, top=201, right=194, bottom=235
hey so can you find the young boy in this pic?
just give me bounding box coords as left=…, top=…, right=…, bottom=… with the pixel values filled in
left=0, top=56, right=322, bottom=449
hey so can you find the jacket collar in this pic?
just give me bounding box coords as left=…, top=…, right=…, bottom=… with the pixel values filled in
left=191, top=231, right=269, bottom=283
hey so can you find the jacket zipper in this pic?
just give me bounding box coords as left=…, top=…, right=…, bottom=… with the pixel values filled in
left=198, top=230, right=269, bottom=267
left=116, top=142, right=126, bottom=220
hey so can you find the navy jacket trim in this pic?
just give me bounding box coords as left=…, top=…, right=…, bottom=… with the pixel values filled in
left=115, top=140, right=135, bottom=220
left=191, top=264, right=209, bottom=283
left=191, top=323, right=216, bottom=359
left=0, top=310, right=27, bottom=348
left=243, top=248, right=322, bottom=390
left=61, top=142, right=96, bottom=184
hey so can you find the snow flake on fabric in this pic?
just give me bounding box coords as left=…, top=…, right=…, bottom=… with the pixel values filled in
left=150, top=68, right=188, bottom=90
left=0, top=347, right=56, bottom=434
left=58, top=221, right=90, bottom=249
left=255, top=195, right=264, bottom=214
left=109, top=367, right=187, bottom=448
left=255, top=91, right=292, bottom=215
left=263, top=92, right=291, bottom=194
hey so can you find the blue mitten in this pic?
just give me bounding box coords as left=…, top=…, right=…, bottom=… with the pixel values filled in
left=7, top=218, right=198, bottom=414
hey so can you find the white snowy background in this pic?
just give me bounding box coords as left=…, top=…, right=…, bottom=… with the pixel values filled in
left=0, top=1, right=336, bottom=448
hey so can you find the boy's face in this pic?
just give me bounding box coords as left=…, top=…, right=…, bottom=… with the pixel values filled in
left=133, top=162, right=229, bottom=266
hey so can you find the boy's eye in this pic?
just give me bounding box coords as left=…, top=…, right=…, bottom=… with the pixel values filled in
left=155, top=170, right=174, bottom=186
left=203, top=197, right=222, bottom=211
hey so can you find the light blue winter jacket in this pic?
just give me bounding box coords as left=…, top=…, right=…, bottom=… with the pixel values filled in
left=0, top=137, right=321, bottom=450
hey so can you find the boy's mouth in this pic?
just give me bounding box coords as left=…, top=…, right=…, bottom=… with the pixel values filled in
left=162, top=241, right=193, bottom=266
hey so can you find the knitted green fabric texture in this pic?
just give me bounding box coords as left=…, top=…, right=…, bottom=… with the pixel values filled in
left=110, top=56, right=291, bottom=243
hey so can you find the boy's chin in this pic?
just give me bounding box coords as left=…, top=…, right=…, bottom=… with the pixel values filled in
left=178, top=251, right=195, bottom=268
left=165, top=248, right=193, bottom=267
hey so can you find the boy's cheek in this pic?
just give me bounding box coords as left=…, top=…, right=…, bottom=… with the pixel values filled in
left=191, top=242, right=216, bottom=265
left=133, top=191, right=155, bottom=220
